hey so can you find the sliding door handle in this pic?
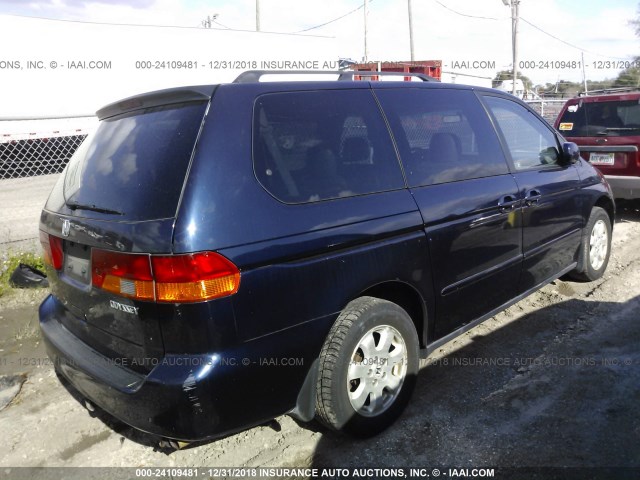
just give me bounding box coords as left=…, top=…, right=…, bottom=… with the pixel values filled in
left=524, top=189, right=542, bottom=207
left=498, top=195, right=519, bottom=213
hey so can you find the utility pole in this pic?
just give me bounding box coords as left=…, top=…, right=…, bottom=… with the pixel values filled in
left=408, top=0, right=415, bottom=62
left=502, top=0, right=520, bottom=95
left=256, top=0, right=261, bottom=31
left=363, top=0, right=369, bottom=62
left=201, top=14, right=218, bottom=28
left=582, top=52, right=588, bottom=95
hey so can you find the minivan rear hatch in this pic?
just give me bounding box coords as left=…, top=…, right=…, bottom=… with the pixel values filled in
left=40, top=86, right=213, bottom=372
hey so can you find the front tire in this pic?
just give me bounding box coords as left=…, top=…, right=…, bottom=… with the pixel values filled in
left=315, top=296, right=419, bottom=437
left=571, top=206, right=612, bottom=282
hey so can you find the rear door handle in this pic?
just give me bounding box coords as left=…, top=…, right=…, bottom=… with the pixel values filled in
left=498, top=195, right=519, bottom=213
left=524, top=189, right=542, bottom=207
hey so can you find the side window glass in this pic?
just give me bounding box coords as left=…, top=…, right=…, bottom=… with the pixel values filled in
left=253, top=90, right=404, bottom=203
left=483, top=96, right=560, bottom=170
left=375, top=89, right=509, bottom=187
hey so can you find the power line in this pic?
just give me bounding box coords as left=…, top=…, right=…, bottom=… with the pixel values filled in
left=294, top=0, right=371, bottom=33
left=425, top=2, right=633, bottom=62
left=0, top=12, right=327, bottom=37
left=429, top=2, right=633, bottom=62
left=519, top=17, right=584, bottom=50
left=432, top=0, right=503, bottom=20
left=3, top=6, right=635, bottom=62
left=3, top=12, right=211, bottom=29
left=519, top=16, right=631, bottom=60
left=201, top=14, right=231, bottom=30
left=212, top=19, right=231, bottom=29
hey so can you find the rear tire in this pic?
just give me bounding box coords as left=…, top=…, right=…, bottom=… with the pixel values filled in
left=570, top=206, right=612, bottom=282
left=315, top=296, right=419, bottom=437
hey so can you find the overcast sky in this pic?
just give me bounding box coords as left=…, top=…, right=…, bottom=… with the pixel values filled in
left=0, top=0, right=638, bottom=116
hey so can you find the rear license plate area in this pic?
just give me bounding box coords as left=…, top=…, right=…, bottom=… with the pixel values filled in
left=63, top=241, right=91, bottom=286
left=589, top=153, right=615, bottom=165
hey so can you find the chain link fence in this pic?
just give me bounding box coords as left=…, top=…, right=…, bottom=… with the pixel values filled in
left=0, top=117, right=96, bottom=180
left=0, top=134, right=87, bottom=179
left=524, top=99, right=567, bottom=125
left=0, top=117, right=96, bottom=252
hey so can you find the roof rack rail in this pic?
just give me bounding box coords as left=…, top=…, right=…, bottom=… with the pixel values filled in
left=578, top=86, right=640, bottom=97
left=233, top=70, right=437, bottom=83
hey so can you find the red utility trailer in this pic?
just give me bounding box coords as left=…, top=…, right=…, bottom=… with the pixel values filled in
left=350, top=60, right=442, bottom=81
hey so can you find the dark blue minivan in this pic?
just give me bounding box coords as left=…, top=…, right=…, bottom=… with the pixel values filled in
left=39, top=71, right=614, bottom=443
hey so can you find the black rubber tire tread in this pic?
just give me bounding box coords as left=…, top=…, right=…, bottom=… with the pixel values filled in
left=315, top=296, right=419, bottom=436
left=570, top=206, right=612, bottom=282
left=315, top=298, right=369, bottom=430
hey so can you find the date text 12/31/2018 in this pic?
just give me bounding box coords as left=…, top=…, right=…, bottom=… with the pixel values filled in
left=134, top=60, right=341, bottom=70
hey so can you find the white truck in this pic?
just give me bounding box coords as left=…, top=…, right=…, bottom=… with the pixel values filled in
left=496, top=79, right=541, bottom=100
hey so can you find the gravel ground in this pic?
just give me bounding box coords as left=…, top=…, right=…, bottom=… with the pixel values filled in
left=0, top=205, right=639, bottom=478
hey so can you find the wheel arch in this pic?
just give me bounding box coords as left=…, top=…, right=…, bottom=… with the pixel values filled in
left=290, top=280, right=428, bottom=424
left=358, top=280, right=428, bottom=350
left=572, top=200, right=613, bottom=280
left=594, top=195, right=615, bottom=229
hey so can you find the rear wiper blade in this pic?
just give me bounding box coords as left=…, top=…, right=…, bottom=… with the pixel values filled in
left=66, top=201, right=124, bottom=215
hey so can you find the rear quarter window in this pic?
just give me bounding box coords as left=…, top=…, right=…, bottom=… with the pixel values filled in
left=253, top=90, right=405, bottom=203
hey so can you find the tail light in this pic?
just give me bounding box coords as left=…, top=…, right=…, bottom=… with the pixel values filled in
left=91, top=249, right=240, bottom=303
left=92, top=250, right=155, bottom=300
left=39, top=231, right=63, bottom=270
left=151, top=252, right=240, bottom=303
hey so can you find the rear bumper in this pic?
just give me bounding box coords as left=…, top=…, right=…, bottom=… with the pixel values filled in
left=605, top=175, right=640, bottom=200
left=39, top=295, right=325, bottom=441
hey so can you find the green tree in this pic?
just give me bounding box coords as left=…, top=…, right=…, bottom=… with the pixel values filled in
left=536, top=79, right=580, bottom=96
left=613, top=65, right=640, bottom=87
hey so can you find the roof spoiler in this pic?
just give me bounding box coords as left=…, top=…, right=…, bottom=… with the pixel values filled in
left=96, top=85, right=214, bottom=120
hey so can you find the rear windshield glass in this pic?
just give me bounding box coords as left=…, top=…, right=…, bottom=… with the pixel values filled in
left=63, top=101, right=207, bottom=220
left=557, top=99, right=640, bottom=137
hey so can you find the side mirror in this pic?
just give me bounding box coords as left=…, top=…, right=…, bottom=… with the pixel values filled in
left=562, top=142, right=581, bottom=164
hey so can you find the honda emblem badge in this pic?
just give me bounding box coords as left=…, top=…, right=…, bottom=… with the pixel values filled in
left=62, top=219, right=71, bottom=237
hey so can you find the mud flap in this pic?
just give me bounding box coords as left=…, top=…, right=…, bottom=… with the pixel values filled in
left=288, top=358, right=319, bottom=422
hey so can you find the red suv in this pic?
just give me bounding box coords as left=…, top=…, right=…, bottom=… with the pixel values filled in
left=555, top=90, right=640, bottom=200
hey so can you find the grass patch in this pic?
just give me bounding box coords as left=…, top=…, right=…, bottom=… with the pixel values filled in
left=0, top=251, right=45, bottom=297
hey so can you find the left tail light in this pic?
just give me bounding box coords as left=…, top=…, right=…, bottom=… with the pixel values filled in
left=92, top=249, right=155, bottom=300
left=39, top=231, right=63, bottom=270
left=91, top=249, right=240, bottom=303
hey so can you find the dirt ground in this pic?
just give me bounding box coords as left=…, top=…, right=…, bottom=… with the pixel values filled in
left=0, top=205, right=639, bottom=475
